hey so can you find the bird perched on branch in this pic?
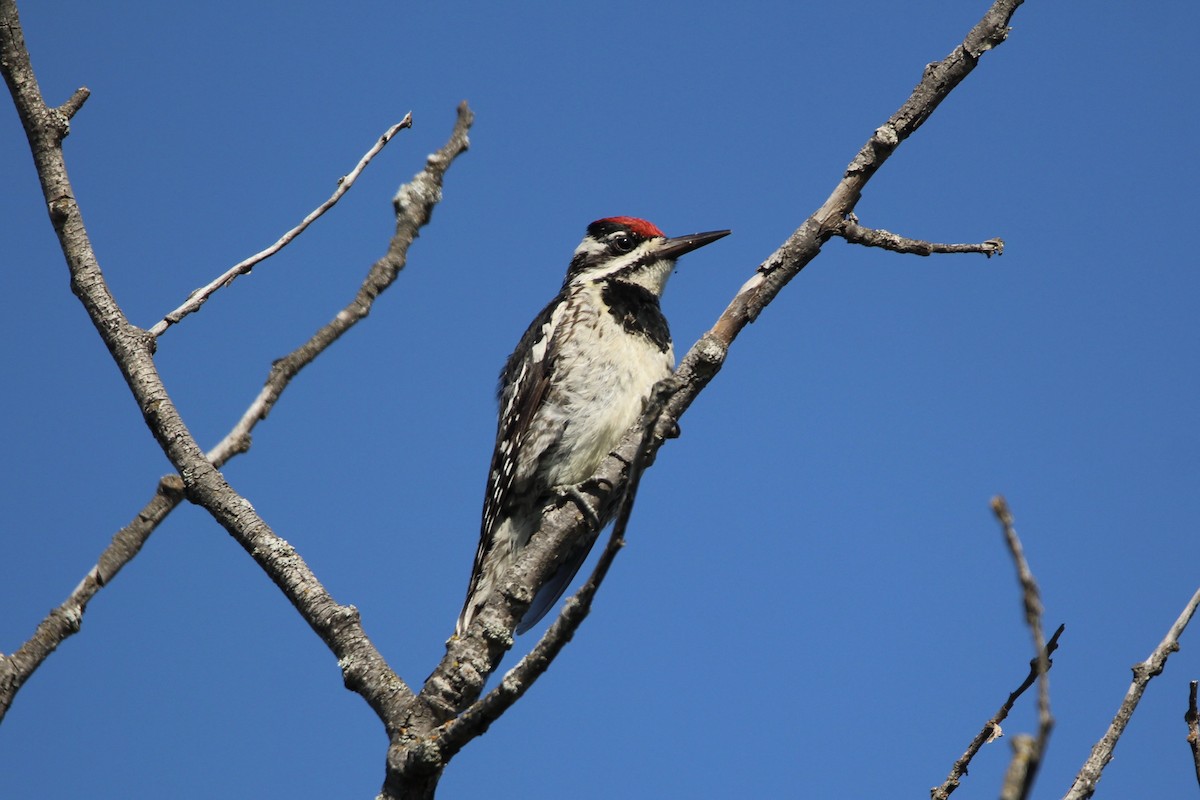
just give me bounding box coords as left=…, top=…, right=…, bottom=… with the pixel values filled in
left=456, top=216, right=730, bottom=636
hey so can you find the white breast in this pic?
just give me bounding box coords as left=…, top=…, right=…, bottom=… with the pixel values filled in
left=541, top=282, right=674, bottom=488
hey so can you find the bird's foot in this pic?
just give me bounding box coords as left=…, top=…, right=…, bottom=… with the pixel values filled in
left=554, top=483, right=602, bottom=528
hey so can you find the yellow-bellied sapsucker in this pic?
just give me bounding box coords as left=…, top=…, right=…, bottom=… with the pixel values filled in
left=456, top=217, right=730, bottom=636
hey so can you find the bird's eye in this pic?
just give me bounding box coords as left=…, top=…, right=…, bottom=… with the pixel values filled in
left=611, top=235, right=635, bottom=254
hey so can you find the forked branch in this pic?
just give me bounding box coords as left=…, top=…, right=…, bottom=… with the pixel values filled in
left=406, top=2, right=1027, bottom=796
left=0, top=104, right=473, bottom=724
left=2, top=0, right=475, bottom=729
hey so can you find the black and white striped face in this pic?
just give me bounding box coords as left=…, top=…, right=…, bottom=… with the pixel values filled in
left=565, top=217, right=674, bottom=296
left=563, top=217, right=731, bottom=297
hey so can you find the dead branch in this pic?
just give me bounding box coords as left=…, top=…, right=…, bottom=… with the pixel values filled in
left=401, top=1, right=1027, bottom=795
left=149, top=115, right=413, bottom=337
left=1, top=0, right=473, bottom=731
left=0, top=105, right=472, bottom=723
left=931, top=624, right=1064, bottom=800
left=839, top=214, right=1003, bottom=257
left=1065, top=585, right=1200, bottom=799
left=992, top=497, right=1055, bottom=800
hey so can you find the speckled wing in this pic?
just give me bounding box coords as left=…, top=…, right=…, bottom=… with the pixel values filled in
left=464, top=295, right=563, bottom=612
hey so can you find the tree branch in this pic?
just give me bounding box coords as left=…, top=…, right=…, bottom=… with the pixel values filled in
left=207, top=102, right=473, bottom=466
left=149, top=115, right=413, bottom=337
left=931, top=624, right=1064, bottom=800
left=0, top=475, right=184, bottom=722
left=999, top=735, right=1038, bottom=800
left=57, top=86, right=89, bottom=120
left=3, top=0, right=477, bottom=734
left=1065, top=584, right=1200, bottom=799
left=839, top=215, right=1003, bottom=257
left=708, top=0, right=1022, bottom=347
left=397, top=6, right=1028, bottom=792
left=7, top=0, right=1034, bottom=791
left=0, top=103, right=474, bottom=724
left=991, top=496, right=1054, bottom=800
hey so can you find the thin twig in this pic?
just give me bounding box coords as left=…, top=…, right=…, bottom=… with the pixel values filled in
left=0, top=475, right=184, bottom=722
left=1065, top=585, right=1200, bottom=799
left=206, top=104, right=471, bottom=466
left=991, top=496, right=1053, bottom=800
left=931, top=624, right=1064, bottom=800
left=148, top=114, right=413, bottom=337
left=839, top=215, right=1003, bottom=257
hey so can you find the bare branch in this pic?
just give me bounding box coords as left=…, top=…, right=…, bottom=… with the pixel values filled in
left=1187, top=681, right=1200, bottom=788
left=931, top=624, right=1064, bottom=800
left=407, top=8, right=1029, bottom=783
left=0, top=475, right=184, bottom=721
left=705, top=0, right=1022, bottom=350
left=148, top=114, right=414, bottom=337
left=9, top=0, right=1033, bottom=790
left=207, top=102, right=473, bottom=466
left=57, top=86, right=89, bottom=121
left=4, top=0, right=482, bottom=734
left=0, top=103, right=474, bottom=723
left=990, top=496, right=1053, bottom=800
left=999, top=735, right=1037, bottom=800
left=1066, top=585, right=1200, bottom=799
left=839, top=215, right=1003, bottom=257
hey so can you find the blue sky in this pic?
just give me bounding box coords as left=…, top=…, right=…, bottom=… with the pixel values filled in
left=3, top=1, right=1198, bottom=797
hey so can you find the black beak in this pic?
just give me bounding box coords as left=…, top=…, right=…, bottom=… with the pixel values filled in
left=656, top=229, right=731, bottom=261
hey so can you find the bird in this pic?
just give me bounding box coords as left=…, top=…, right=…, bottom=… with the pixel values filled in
left=456, top=216, right=730, bottom=637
